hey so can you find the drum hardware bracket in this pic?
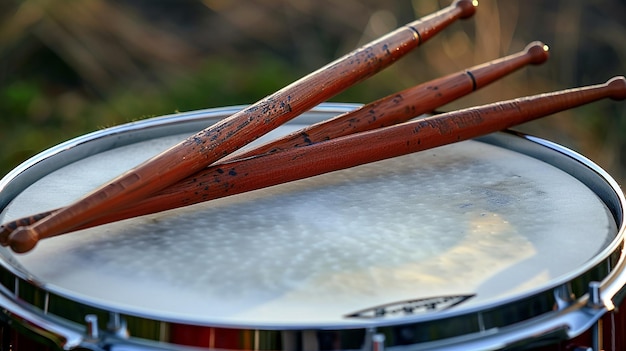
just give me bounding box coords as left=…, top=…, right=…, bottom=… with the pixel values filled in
left=362, top=328, right=387, bottom=351
left=554, top=283, right=576, bottom=310
left=0, top=288, right=84, bottom=350
left=107, top=312, right=129, bottom=339
left=585, top=281, right=605, bottom=351
left=587, top=281, right=603, bottom=309
left=372, top=333, right=386, bottom=351
left=85, top=314, right=99, bottom=341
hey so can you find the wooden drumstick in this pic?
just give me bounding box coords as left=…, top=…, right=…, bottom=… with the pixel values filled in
left=0, top=41, right=547, bottom=243
left=228, top=41, right=550, bottom=159
left=5, top=0, right=477, bottom=253
left=90, top=76, right=626, bottom=219
left=7, top=76, right=626, bottom=252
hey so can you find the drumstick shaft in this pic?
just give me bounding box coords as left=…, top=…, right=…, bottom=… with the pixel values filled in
left=87, top=77, right=626, bottom=227
left=97, top=76, right=626, bottom=220
left=226, top=41, right=549, bottom=159
left=7, top=0, right=477, bottom=252
left=0, top=41, right=547, bottom=243
left=7, top=76, right=626, bottom=252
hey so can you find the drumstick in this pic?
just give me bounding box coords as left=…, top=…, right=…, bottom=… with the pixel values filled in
left=5, top=0, right=478, bottom=253
left=0, top=41, right=548, bottom=244
left=228, top=41, right=550, bottom=159
left=7, top=76, right=626, bottom=253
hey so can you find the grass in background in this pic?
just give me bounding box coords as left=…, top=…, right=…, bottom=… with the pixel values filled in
left=1, top=0, right=625, bottom=182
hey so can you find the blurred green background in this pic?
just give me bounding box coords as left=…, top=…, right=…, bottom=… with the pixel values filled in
left=1, top=0, right=625, bottom=183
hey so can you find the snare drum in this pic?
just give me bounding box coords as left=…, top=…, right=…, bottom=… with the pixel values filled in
left=0, top=104, right=625, bottom=351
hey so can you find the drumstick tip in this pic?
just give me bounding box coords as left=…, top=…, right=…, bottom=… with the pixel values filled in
left=8, top=227, right=39, bottom=253
left=454, top=0, right=478, bottom=19
left=525, top=41, right=550, bottom=65
left=606, top=76, right=626, bottom=100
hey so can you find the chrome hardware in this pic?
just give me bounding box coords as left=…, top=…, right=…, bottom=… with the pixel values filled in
left=0, top=289, right=84, bottom=349
left=587, top=281, right=603, bottom=309
left=108, top=312, right=129, bottom=338
left=553, top=283, right=575, bottom=310
left=372, top=333, right=385, bottom=351
left=85, top=314, right=99, bottom=340
left=587, top=281, right=604, bottom=351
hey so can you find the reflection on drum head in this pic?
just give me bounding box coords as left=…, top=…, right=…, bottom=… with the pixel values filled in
left=2, top=134, right=616, bottom=326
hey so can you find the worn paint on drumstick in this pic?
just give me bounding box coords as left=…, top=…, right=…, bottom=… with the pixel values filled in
left=5, top=76, right=625, bottom=252
left=5, top=0, right=478, bottom=253
left=0, top=41, right=547, bottom=243
left=226, top=41, right=549, bottom=158
left=89, top=76, right=626, bottom=230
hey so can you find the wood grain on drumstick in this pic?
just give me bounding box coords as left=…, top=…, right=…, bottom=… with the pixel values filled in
left=5, top=0, right=478, bottom=253
left=88, top=76, right=626, bottom=216
left=0, top=41, right=547, bottom=243
left=228, top=41, right=550, bottom=159
left=7, top=76, right=626, bottom=253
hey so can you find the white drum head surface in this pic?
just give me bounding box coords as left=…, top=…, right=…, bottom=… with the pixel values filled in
left=0, top=122, right=617, bottom=327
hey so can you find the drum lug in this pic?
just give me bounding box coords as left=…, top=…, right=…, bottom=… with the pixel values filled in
left=586, top=281, right=604, bottom=351
left=363, top=328, right=386, bottom=351
left=553, top=283, right=575, bottom=310
left=587, top=281, right=603, bottom=309
left=107, top=312, right=129, bottom=338
left=82, top=314, right=112, bottom=351
left=372, top=333, right=386, bottom=351
left=85, top=314, right=99, bottom=341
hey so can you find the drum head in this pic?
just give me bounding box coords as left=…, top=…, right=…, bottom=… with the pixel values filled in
left=0, top=104, right=624, bottom=349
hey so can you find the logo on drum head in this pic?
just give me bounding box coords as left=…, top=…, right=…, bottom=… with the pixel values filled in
left=345, top=294, right=475, bottom=319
